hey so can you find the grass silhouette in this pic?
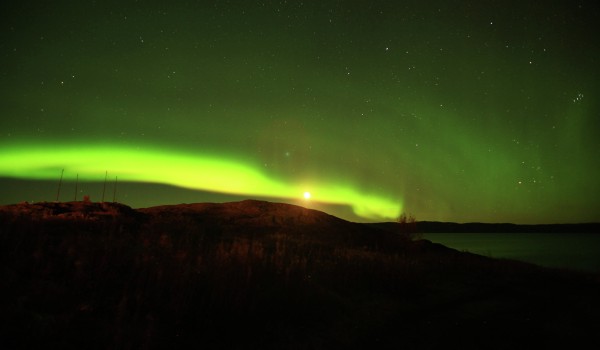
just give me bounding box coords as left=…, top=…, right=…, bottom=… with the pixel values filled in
left=1, top=201, right=599, bottom=349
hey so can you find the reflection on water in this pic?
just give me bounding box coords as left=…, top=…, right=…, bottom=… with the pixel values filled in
left=423, top=233, right=600, bottom=272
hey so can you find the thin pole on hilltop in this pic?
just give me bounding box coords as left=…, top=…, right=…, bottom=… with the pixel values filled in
left=56, top=169, right=64, bottom=202
left=102, top=171, right=108, bottom=202
left=74, top=173, right=79, bottom=201
left=112, top=176, right=118, bottom=202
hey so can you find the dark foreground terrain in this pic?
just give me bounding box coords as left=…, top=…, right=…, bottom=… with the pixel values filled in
left=1, top=200, right=599, bottom=349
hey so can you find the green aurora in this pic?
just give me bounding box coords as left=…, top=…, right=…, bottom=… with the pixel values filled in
left=1, top=1, right=599, bottom=223
left=0, top=143, right=401, bottom=220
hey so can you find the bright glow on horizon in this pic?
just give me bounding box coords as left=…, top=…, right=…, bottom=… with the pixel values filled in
left=0, top=143, right=402, bottom=220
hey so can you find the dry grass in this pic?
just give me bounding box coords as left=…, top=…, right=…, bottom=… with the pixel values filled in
left=1, top=202, right=599, bottom=349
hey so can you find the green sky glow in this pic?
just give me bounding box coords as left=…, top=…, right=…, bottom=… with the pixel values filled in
left=0, top=144, right=401, bottom=220
left=1, top=1, right=599, bottom=223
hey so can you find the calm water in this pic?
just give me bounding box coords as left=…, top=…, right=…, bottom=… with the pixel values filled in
left=423, top=233, right=600, bottom=272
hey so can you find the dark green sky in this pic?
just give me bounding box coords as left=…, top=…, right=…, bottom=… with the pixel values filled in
left=1, top=0, right=599, bottom=223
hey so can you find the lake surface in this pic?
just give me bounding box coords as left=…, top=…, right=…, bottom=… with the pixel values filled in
left=423, top=232, right=600, bottom=272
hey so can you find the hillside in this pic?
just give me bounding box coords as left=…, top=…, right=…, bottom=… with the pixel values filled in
left=1, top=200, right=599, bottom=349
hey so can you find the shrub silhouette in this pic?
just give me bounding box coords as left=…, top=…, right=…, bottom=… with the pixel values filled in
left=397, top=212, right=420, bottom=240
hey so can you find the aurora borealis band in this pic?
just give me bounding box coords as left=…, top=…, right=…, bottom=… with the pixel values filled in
left=0, top=144, right=400, bottom=220
left=1, top=1, right=599, bottom=223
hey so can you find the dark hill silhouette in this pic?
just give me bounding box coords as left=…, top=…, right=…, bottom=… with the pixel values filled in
left=1, top=200, right=599, bottom=349
left=138, top=200, right=429, bottom=253
left=369, top=220, right=600, bottom=234
left=139, top=199, right=354, bottom=235
left=414, top=220, right=600, bottom=233
left=0, top=200, right=139, bottom=219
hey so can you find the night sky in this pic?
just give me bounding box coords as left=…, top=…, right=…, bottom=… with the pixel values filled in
left=1, top=1, right=599, bottom=223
